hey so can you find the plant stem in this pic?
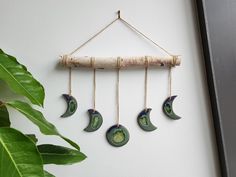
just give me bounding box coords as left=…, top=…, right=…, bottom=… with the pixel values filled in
left=0, top=101, right=5, bottom=107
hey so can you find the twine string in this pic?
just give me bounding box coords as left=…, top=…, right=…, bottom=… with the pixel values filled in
left=168, top=66, right=172, bottom=98
left=116, top=57, right=121, bottom=126
left=91, top=58, right=96, bottom=112
left=69, top=10, right=173, bottom=57
left=69, top=67, right=72, bottom=95
left=168, top=55, right=178, bottom=98
left=144, top=56, right=149, bottom=110
left=69, top=18, right=119, bottom=55
left=119, top=17, right=173, bottom=57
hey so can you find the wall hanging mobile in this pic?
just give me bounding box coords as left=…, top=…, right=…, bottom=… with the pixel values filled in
left=59, top=11, right=181, bottom=147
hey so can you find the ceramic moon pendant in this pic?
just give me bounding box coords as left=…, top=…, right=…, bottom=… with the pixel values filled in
left=84, top=109, right=103, bottom=132
left=163, top=95, right=181, bottom=120
left=106, top=125, right=130, bottom=147
left=61, top=94, right=77, bottom=118
left=137, top=108, right=157, bottom=131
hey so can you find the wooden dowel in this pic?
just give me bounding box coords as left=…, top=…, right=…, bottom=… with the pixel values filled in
left=59, top=55, right=181, bottom=69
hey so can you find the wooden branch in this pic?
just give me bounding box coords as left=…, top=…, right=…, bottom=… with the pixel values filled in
left=59, top=55, right=181, bottom=69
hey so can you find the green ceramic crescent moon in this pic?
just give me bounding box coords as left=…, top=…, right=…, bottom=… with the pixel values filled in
left=61, top=94, right=77, bottom=118
left=137, top=108, right=157, bottom=132
left=84, top=109, right=103, bottom=132
left=106, top=125, right=129, bottom=147
left=163, top=95, right=181, bottom=120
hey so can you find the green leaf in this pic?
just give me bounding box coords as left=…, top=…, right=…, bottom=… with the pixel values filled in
left=44, top=171, right=55, bottom=177
left=26, top=134, right=38, bottom=143
left=0, top=50, right=44, bottom=106
left=7, top=100, right=59, bottom=135
left=0, top=104, right=10, bottom=127
left=38, top=144, right=86, bottom=165
left=0, top=127, right=44, bottom=177
left=61, top=136, right=81, bottom=151
left=6, top=100, right=80, bottom=150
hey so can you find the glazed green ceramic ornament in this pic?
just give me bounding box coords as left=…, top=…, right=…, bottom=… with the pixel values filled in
left=137, top=108, right=157, bottom=131
left=163, top=95, right=181, bottom=120
left=61, top=67, right=78, bottom=118
left=106, top=60, right=130, bottom=147
left=61, top=94, right=77, bottom=118
left=84, top=67, right=104, bottom=132
left=106, top=125, right=130, bottom=147
left=137, top=62, right=157, bottom=131
left=84, top=109, right=103, bottom=132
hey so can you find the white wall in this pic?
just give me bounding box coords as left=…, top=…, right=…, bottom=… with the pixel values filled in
left=0, top=0, right=221, bottom=177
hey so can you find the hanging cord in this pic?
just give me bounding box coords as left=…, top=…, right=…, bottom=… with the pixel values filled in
left=69, top=18, right=119, bottom=55
left=168, top=66, right=172, bottom=98
left=92, top=58, right=96, bottom=112
left=68, top=67, right=72, bottom=95
left=69, top=10, right=173, bottom=57
left=119, top=18, right=172, bottom=56
left=116, top=57, right=121, bottom=126
left=144, top=56, right=149, bottom=110
left=168, top=56, right=177, bottom=98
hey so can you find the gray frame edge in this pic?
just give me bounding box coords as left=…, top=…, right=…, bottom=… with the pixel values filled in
left=195, top=1, right=228, bottom=177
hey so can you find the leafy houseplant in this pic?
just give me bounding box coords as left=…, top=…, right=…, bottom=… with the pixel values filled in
left=0, top=49, right=86, bottom=177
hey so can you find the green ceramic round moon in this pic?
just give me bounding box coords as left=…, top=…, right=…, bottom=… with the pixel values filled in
left=61, top=94, right=77, bottom=118
left=106, top=125, right=129, bottom=147
left=84, top=109, right=103, bottom=132
left=163, top=95, right=181, bottom=120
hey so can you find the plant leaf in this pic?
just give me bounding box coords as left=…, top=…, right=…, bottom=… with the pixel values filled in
left=6, top=100, right=80, bottom=150
left=0, top=104, right=10, bottom=127
left=7, top=100, right=59, bottom=135
left=0, top=50, right=44, bottom=106
left=44, top=171, right=55, bottom=177
left=26, top=134, right=38, bottom=143
left=61, top=136, right=81, bottom=151
left=0, top=127, right=44, bottom=177
left=38, top=144, right=86, bottom=165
